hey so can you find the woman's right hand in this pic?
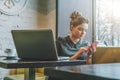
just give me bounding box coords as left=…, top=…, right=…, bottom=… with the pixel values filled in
left=70, top=46, right=88, bottom=60
left=78, top=46, right=89, bottom=55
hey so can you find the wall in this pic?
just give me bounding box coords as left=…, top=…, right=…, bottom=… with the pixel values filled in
left=0, top=0, right=56, bottom=56
left=57, top=0, right=93, bottom=42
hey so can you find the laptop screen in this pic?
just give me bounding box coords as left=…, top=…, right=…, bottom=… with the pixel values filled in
left=11, top=29, right=58, bottom=61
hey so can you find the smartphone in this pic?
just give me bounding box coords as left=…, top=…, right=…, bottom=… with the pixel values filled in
left=86, top=41, right=99, bottom=53
left=91, top=41, right=99, bottom=49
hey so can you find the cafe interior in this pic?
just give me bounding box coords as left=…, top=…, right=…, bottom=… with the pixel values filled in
left=1, top=0, right=120, bottom=80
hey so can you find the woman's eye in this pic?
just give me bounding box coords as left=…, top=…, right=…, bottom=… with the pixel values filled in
left=78, top=28, right=84, bottom=31
left=78, top=29, right=87, bottom=32
left=78, top=28, right=83, bottom=31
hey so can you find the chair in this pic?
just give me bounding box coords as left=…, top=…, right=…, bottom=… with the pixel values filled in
left=92, top=47, right=120, bottom=64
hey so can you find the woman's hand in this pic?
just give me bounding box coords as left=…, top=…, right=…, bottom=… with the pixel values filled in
left=86, top=41, right=98, bottom=64
left=87, top=41, right=98, bottom=57
left=87, top=46, right=95, bottom=57
left=78, top=47, right=88, bottom=54
left=70, top=46, right=88, bottom=60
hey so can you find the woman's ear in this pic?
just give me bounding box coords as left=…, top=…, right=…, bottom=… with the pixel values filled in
left=70, top=25, right=74, bottom=31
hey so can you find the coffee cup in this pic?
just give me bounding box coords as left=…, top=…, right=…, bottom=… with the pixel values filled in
left=4, top=48, right=17, bottom=57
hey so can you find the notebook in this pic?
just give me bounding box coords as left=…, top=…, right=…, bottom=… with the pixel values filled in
left=11, top=29, right=60, bottom=61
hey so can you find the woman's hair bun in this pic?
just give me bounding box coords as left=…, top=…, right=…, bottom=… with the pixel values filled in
left=70, top=11, right=89, bottom=27
left=70, top=11, right=82, bottom=20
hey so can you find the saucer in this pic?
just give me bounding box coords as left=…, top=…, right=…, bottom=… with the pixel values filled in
left=5, top=56, right=18, bottom=60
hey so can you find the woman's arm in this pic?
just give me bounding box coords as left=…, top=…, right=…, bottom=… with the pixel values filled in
left=70, top=46, right=93, bottom=64
left=70, top=47, right=87, bottom=60
left=86, top=41, right=98, bottom=64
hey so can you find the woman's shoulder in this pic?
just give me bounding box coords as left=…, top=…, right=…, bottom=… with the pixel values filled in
left=57, top=36, right=66, bottom=42
left=81, top=40, right=90, bottom=46
left=56, top=36, right=69, bottom=43
left=57, top=37, right=64, bottom=41
left=82, top=40, right=90, bottom=43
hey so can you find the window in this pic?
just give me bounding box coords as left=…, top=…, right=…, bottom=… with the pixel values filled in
left=95, top=0, right=120, bottom=46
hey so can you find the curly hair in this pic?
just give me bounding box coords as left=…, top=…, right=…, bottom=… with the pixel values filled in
left=70, top=11, right=89, bottom=27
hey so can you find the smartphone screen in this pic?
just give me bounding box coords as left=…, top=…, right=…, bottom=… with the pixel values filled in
left=91, top=41, right=99, bottom=49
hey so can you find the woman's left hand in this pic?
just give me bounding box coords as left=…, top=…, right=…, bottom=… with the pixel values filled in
left=87, top=41, right=98, bottom=57
left=85, top=46, right=96, bottom=64
left=87, top=46, right=95, bottom=56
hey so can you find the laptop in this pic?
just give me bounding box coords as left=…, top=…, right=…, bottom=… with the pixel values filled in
left=11, top=29, right=60, bottom=61
left=92, top=46, right=120, bottom=64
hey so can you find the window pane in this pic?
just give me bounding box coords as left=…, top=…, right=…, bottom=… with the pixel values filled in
left=96, top=0, right=120, bottom=46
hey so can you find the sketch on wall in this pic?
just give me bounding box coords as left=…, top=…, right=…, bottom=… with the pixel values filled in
left=0, top=0, right=29, bottom=15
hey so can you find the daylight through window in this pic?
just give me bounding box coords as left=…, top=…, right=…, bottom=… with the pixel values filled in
left=95, top=0, right=120, bottom=46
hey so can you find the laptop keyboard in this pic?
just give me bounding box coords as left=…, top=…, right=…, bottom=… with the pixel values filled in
left=58, top=56, right=70, bottom=61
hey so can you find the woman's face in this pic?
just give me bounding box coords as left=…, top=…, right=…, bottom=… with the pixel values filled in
left=71, top=23, right=88, bottom=39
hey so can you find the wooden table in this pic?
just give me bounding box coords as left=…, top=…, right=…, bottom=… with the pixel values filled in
left=45, top=63, right=120, bottom=80
left=0, top=57, right=86, bottom=80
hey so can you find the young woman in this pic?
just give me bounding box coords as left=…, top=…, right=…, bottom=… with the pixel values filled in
left=47, top=11, right=96, bottom=80
left=56, top=11, right=96, bottom=64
